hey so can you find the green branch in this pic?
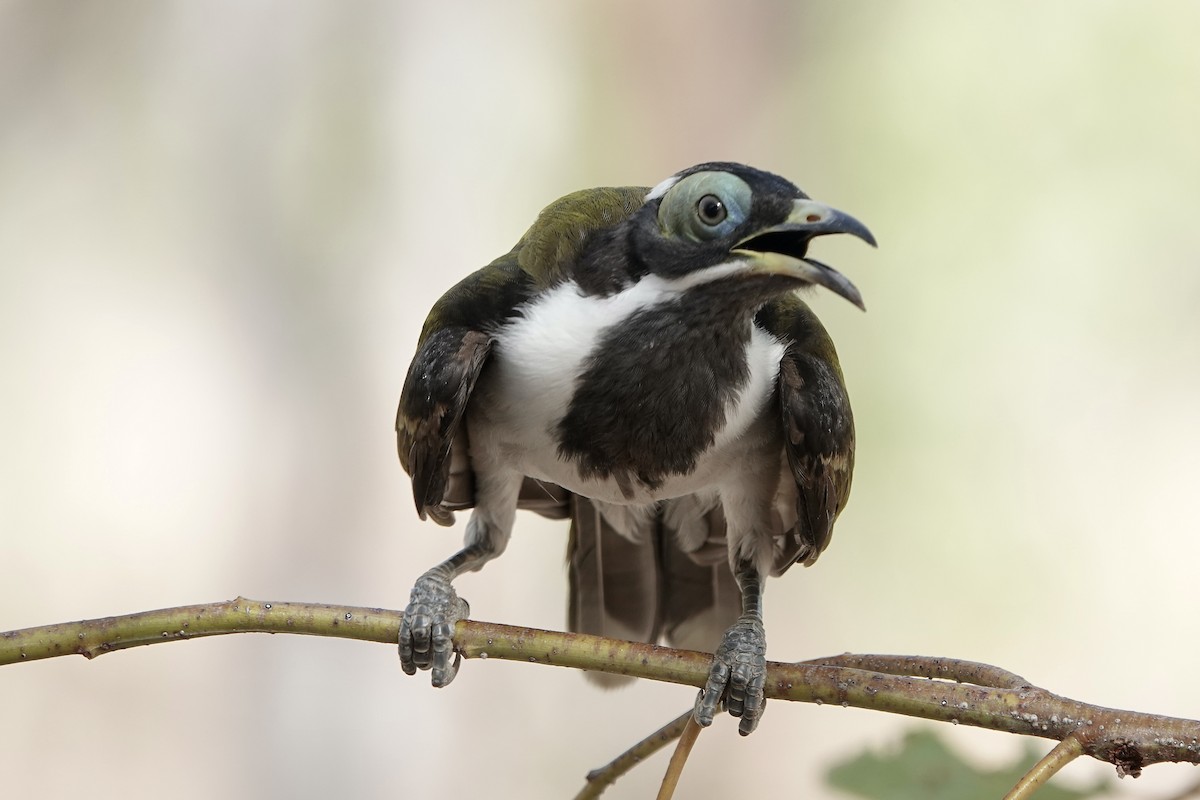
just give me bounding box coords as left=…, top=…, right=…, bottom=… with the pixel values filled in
left=3, top=596, right=1196, bottom=783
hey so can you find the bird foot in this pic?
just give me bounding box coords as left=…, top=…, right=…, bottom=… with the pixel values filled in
left=694, top=615, right=767, bottom=735
left=399, top=571, right=470, bottom=687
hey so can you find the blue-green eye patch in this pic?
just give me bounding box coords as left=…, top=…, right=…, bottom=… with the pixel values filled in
left=657, top=171, right=752, bottom=242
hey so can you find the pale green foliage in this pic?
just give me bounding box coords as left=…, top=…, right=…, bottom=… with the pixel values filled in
left=827, top=730, right=1110, bottom=800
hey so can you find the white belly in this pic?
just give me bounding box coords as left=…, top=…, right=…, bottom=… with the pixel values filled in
left=469, top=280, right=785, bottom=505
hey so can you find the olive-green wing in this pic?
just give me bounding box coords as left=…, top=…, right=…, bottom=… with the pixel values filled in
left=396, top=254, right=531, bottom=525
left=756, top=295, right=856, bottom=572
left=516, top=186, right=647, bottom=287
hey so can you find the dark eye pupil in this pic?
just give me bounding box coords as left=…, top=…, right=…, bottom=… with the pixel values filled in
left=697, top=194, right=727, bottom=225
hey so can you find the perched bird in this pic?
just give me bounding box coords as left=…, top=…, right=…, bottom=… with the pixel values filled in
left=396, top=162, right=873, bottom=734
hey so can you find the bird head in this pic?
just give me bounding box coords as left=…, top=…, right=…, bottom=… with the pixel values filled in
left=629, top=163, right=875, bottom=309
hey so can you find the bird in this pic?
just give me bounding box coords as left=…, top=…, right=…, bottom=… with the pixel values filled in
left=395, top=162, right=874, bottom=735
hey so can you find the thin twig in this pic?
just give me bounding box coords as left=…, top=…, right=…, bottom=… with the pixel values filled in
left=0, top=597, right=394, bottom=662
left=807, top=653, right=1029, bottom=689
left=1003, top=734, right=1085, bottom=800
left=656, top=714, right=704, bottom=800
left=575, top=710, right=694, bottom=800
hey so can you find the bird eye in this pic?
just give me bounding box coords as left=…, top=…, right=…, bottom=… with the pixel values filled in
left=657, top=171, right=750, bottom=242
left=696, top=194, right=727, bottom=226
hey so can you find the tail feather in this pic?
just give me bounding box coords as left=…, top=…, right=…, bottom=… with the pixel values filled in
left=660, top=503, right=740, bottom=653
left=567, top=497, right=661, bottom=686
left=567, top=496, right=740, bottom=684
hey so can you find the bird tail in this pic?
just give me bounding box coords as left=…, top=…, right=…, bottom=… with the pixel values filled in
left=567, top=496, right=740, bottom=687
left=658, top=499, right=741, bottom=654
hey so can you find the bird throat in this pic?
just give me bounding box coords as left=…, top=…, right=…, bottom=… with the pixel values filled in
left=555, top=284, right=761, bottom=497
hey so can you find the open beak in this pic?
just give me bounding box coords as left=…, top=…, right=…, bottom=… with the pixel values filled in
left=731, top=198, right=875, bottom=311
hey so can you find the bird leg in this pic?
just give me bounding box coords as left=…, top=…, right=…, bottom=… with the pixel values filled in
left=694, top=558, right=768, bottom=735
left=398, top=541, right=491, bottom=687
left=400, top=467, right=520, bottom=687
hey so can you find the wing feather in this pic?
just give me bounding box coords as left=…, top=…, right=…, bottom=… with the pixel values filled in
left=395, top=255, right=530, bottom=524
left=756, top=296, right=856, bottom=573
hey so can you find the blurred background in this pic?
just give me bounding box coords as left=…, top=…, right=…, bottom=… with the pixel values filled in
left=2, top=2, right=1198, bottom=798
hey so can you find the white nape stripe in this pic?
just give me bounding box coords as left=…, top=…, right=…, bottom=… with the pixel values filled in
left=659, top=259, right=753, bottom=291
left=645, top=175, right=680, bottom=201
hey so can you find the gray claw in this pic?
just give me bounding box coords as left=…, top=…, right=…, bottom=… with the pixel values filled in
left=399, top=572, right=470, bottom=686
left=693, top=615, right=767, bottom=735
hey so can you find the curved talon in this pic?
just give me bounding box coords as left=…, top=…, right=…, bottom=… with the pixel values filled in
left=430, top=619, right=461, bottom=686
left=693, top=616, right=767, bottom=734
left=740, top=669, right=766, bottom=736
left=399, top=573, right=470, bottom=686
left=695, top=660, right=730, bottom=727
left=398, top=614, right=418, bottom=675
